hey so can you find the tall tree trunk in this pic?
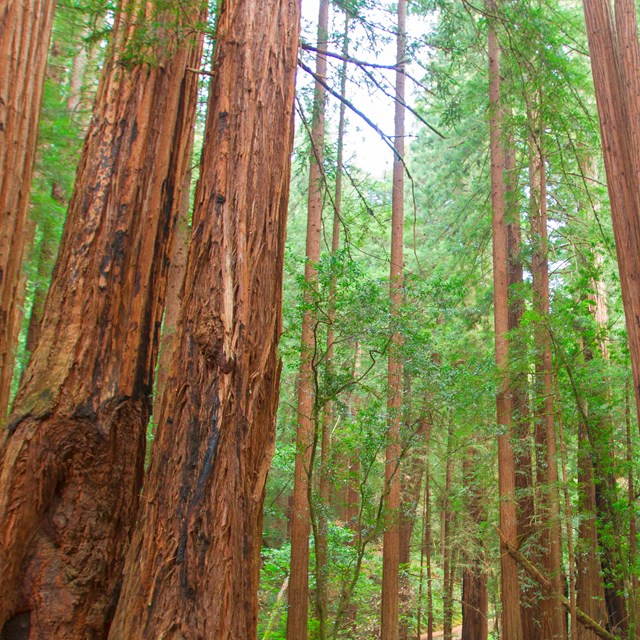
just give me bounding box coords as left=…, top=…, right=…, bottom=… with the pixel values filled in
left=579, top=251, right=629, bottom=633
left=488, top=3, right=523, bottom=637
left=461, top=450, right=489, bottom=640
left=625, top=379, right=639, bottom=639
left=416, top=426, right=434, bottom=640
left=288, top=2, right=329, bottom=637
left=331, top=13, right=351, bottom=531
left=528, top=120, right=565, bottom=639
left=441, top=427, right=455, bottom=640
left=556, top=389, right=578, bottom=640
left=0, top=0, right=56, bottom=424
left=576, top=420, right=609, bottom=640
left=399, top=416, right=428, bottom=640
left=108, top=0, right=300, bottom=636
left=381, top=3, right=406, bottom=639
left=505, top=123, right=538, bottom=640
left=583, top=0, right=640, bottom=461
left=0, top=2, right=205, bottom=635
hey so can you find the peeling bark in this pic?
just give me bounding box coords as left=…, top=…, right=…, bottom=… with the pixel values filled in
left=0, top=2, right=205, bottom=635
left=108, top=0, right=300, bottom=637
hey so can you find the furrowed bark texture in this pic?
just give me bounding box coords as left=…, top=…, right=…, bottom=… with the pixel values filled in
left=108, top=0, right=300, bottom=637
left=0, top=2, right=205, bottom=636
left=584, top=0, right=640, bottom=439
left=288, top=1, right=328, bottom=637
left=583, top=1, right=640, bottom=631
left=488, top=6, right=523, bottom=637
left=0, top=0, right=56, bottom=423
left=381, top=3, right=406, bottom=639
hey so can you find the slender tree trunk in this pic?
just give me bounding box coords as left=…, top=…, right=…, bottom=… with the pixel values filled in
left=0, top=0, right=56, bottom=424
left=416, top=419, right=433, bottom=640
left=461, top=451, right=488, bottom=640
left=315, top=5, right=343, bottom=634
left=381, top=3, right=406, bottom=639
left=0, top=2, right=205, bottom=635
left=625, top=379, right=639, bottom=639
left=488, top=4, right=523, bottom=637
left=556, top=389, right=578, bottom=640
left=331, top=14, right=351, bottom=533
left=528, top=120, right=565, bottom=639
left=505, top=125, right=538, bottom=640
left=399, top=416, right=428, bottom=640
left=288, top=2, right=329, bottom=637
left=108, top=0, right=300, bottom=637
left=440, top=426, right=455, bottom=640
left=576, top=419, right=609, bottom=640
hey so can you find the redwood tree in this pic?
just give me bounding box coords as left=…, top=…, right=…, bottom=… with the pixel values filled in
left=381, top=2, right=406, bottom=638
left=108, top=0, right=301, bottom=636
left=488, top=3, right=523, bottom=637
left=288, top=1, right=329, bottom=637
left=0, top=2, right=205, bottom=635
left=0, top=0, right=56, bottom=423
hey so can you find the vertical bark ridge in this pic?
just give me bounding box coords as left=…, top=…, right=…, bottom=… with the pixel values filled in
left=487, top=3, right=523, bottom=636
left=0, top=0, right=57, bottom=423
left=109, top=0, right=300, bottom=637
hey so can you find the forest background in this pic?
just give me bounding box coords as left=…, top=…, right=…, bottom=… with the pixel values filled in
left=0, top=0, right=639, bottom=638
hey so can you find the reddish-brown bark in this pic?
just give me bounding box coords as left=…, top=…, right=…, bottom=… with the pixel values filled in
left=381, top=3, right=406, bottom=639
left=288, top=2, right=329, bottom=637
left=582, top=5, right=639, bottom=630
left=399, top=416, right=428, bottom=640
left=108, top=0, right=300, bottom=637
left=488, top=5, right=523, bottom=637
left=461, top=451, right=488, bottom=640
left=0, top=2, right=205, bottom=635
left=576, top=421, right=609, bottom=640
left=0, top=0, right=56, bottom=423
left=441, top=428, right=456, bottom=640
left=505, top=130, right=538, bottom=640
left=584, top=0, right=640, bottom=448
left=529, top=124, right=565, bottom=639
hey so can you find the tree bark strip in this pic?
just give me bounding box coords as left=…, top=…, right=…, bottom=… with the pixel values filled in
left=109, top=0, right=300, bottom=637
left=461, top=449, right=489, bottom=640
left=487, top=3, right=523, bottom=637
left=288, top=2, right=329, bottom=637
left=381, top=2, right=406, bottom=638
left=528, top=120, right=565, bottom=639
left=0, top=0, right=57, bottom=423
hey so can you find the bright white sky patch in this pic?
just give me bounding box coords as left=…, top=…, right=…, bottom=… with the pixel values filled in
left=299, top=0, right=431, bottom=178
